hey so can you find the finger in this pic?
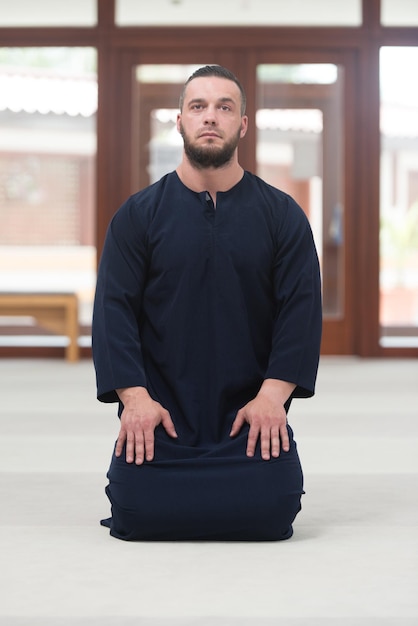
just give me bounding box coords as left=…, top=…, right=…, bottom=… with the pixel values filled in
left=246, top=424, right=259, bottom=457
left=115, top=430, right=127, bottom=458
left=133, top=431, right=145, bottom=465
left=270, top=425, right=280, bottom=458
left=280, top=423, right=290, bottom=452
left=260, top=427, right=271, bottom=461
left=230, top=410, right=245, bottom=436
left=161, top=410, right=178, bottom=438
left=126, top=432, right=137, bottom=464
left=143, top=429, right=155, bottom=463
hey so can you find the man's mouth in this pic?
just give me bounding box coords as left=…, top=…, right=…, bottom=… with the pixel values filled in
left=199, top=132, right=221, bottom=138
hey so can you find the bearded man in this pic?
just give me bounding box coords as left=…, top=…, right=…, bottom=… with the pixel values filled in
left=92, top=65, right=322, bottom=541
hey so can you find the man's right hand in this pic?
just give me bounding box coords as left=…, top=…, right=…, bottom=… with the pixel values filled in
left=116, top=386, right=177, bottom=464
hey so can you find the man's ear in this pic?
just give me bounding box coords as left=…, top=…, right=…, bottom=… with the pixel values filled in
left=240, top=115, right=248, bottom=138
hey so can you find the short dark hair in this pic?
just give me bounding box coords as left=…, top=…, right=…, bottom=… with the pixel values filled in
left=179, top=65, right=247, bottom=115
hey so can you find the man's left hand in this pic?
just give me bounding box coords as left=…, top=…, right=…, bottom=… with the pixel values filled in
left=229, top=379, right=296, bottom=460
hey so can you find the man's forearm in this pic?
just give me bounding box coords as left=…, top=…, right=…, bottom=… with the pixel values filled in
left=116, top=386, right=150, bottom=406
left=258, top=378, right=296, bottom=406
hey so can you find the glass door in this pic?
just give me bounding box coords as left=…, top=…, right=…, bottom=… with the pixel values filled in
left=126, top=55, right=355, bottom=353
left=256, top=62, right=349, bottom=353
left=379, top=47, right=418, bottom=348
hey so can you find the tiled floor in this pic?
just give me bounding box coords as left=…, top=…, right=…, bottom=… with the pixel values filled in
left=0, top=356, right=417, bottom=625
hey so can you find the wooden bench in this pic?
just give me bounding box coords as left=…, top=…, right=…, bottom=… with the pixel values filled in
left=0, top=292, right=80, bottom=361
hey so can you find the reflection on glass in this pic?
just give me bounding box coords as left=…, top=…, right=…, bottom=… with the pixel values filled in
left=0, top=47, right=97, bottom=346
left=256, top=64, right=344, bottom=318
left=380, top=48, right=418, bottom=346
left=149, top=109, right=183, bottom=184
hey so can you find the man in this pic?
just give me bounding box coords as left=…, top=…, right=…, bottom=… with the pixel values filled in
left=92, top=65, right=322, bottom=541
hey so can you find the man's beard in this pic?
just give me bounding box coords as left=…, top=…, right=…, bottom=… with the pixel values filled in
left=179, top=123, right=241, bottom=170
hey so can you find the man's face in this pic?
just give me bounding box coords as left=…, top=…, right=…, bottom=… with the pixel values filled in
left=177, top=76, right=248, bottom=169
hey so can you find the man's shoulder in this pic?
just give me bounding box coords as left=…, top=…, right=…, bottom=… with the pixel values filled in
left=114, top=172, right=178, bottom=221
left=129, top=171, right=177, bottom=206
left=244, top=171, right=293, bottom=202
left=244, top=172, right=306, bottom=220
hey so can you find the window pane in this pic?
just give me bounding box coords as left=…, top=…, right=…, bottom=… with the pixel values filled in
left=117, top=0, right=361, bottom=26
left=381, top=0, right=418, bottom=26
left=0, top=0, right=96, bottom=26
left=136, top=64, right=204, bottom=84
left=0, top=48, right=97, bottom=349
left=257, top=64, right=345, bottom=319
left=380, top=48, right=418, bottom=347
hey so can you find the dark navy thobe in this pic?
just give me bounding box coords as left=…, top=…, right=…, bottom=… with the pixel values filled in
left=92, top=170, right=322, bottom=541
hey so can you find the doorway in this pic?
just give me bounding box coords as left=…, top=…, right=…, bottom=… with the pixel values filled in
left=109, top=51, right=357, bottom=354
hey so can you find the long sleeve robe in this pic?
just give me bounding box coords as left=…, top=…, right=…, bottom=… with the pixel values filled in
left=92, top=170, right=322, bottom=540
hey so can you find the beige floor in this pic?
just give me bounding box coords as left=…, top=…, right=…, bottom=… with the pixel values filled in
left=0, top=356, right=417, bottom=625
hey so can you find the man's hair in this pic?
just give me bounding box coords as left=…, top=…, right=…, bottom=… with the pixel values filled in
left=179, top=65, right=247, bottom=115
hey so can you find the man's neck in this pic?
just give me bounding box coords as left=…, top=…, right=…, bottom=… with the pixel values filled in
left=176, top=156, right=244, bottom=205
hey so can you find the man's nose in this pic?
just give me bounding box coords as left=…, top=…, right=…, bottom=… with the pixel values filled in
left=203, top=106, right=217, bottom=124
